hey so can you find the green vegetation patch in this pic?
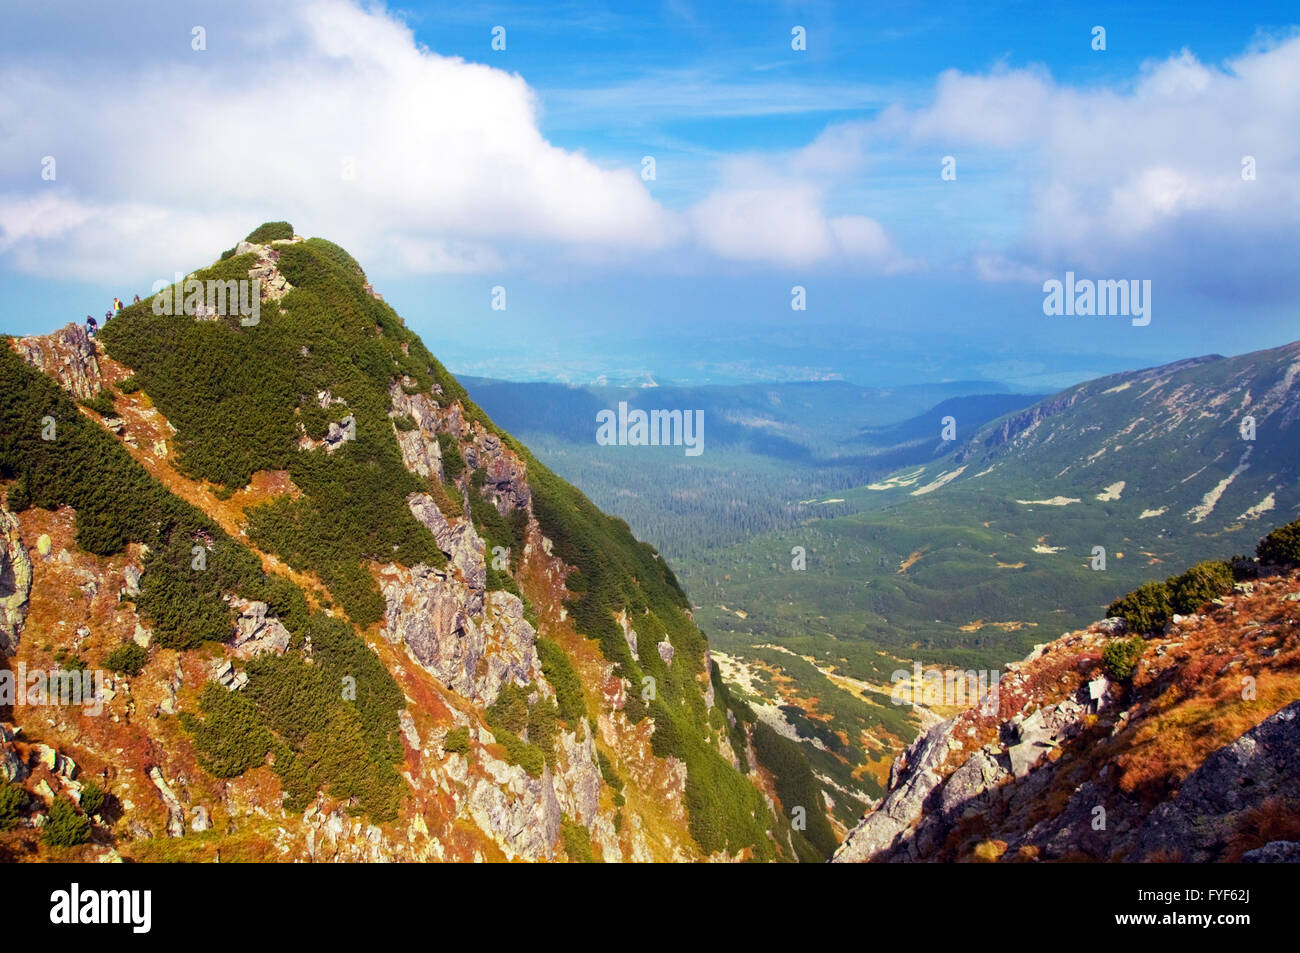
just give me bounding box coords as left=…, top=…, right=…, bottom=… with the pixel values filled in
left=245, top=221, right=294, bottom=243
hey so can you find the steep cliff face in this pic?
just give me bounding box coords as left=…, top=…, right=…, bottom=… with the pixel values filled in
left=0, top=226, right=822, bottom=862
left=834, top=558, right=1300, bottom=863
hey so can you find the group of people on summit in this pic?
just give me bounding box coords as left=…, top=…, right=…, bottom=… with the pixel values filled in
left=85, top=295, right=138, bottom=339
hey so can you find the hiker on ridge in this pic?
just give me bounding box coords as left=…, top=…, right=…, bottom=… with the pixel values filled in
left=85, top=315, right=98, bottom=339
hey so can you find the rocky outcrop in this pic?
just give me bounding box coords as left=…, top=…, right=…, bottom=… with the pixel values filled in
left=1133, top=701, right=1300, bottom=862
left=831, top=717, right=966, bottom=862
left=0, top=507, right=32, bottom=656
left=1, top=724, right=26, bottom=782
left=1242, top=840, right=1300, bottom=863
left=835, top=570, right=1300, bottom=863
left=408, top=493, right=486, bottom=599
left=389, top=383, right=444, bottom=482
left=467, top=432, right=530, bottom=511
left=147, top=767, right=186, bottom=839
left=380, top=561, right=540, bottom=707
left=229, top=598, right=291, bottom=659
left=444, top=749, right=562, bottom=861
left=13, top=323, right=104, bottom=399
left=552, top=727, right=602, bottom=827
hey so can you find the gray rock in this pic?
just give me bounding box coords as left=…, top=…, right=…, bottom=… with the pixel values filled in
left=832, top=717, right=958, bottom=862
left=122, top=565, right=143, bottom=597
left=13, top=323, right=104, bottom=400
left=0, top=507, right=33, bottom=656
left=147, top=767, right=186, bottom=838
left=230, top=599, right=291, bottom=658
left=1242, top=840, right=1300, bottom=863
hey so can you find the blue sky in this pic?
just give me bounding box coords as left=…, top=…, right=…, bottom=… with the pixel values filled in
left=2, top=0, right=1298, bottom=389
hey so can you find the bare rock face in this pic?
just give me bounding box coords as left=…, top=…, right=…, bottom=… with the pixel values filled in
left=1242, top=841, right=1300, bottom=863
left=380, top=562, right=540, bottom=707
left=14, top=324, right=104, bottom=400
left=473, top=433, right=531, bottom=511
left=1, top=724, right=26, bottom=782
left=832, top=717, right=962, bottom=862
left=553, top=727, right=602, bottom=827
left=462, top=752, right=562, bottom=861
left=229, top=598, right=291, bottom=659
left=0, top=507, right=33, bottom=656
left=147, top=767, right=186, bottom=839
left=389, top=384, right=445, bottom=482
left=1134, top=701, right=1300, bottom=862
left=407, top=493, right=486, bottom=598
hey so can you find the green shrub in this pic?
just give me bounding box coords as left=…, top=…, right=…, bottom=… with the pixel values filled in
left=442, top=726, right=471, bottom=755
left=43, top=798, right=92, bottom=847
left=0, top=782, right=23, bottom=831
left=485, top=683, right=530, bottom=736
left=492, top=727, right=545, bottom=778
left=1107, top=580, right=1172, bottom=634
left=79, top=780, right=107, bottom=817
left=180, top=683, right=273, bottom=777
left=537, top=638, right=587, bottom=724
left=79, top=394, right=116, bottom=417
left=245, top=221, right=294, bottom=243
left=1103, top=636, right=1145, bottom=682
left=527, top=698, right=560, bottom=768
left=438, top=433, right=465, bottom=479
left=392, top=413, right=416, bottom=432
left=596, top=749, right=624, bottom=794
left=1257, top=518, right=1300, bottom=566
left=117, top=375, right=141, bottom=394
left=304, top=237, right=365, bottom=281
left=104, top=642, right=148, bottom=676
left=1168, top=560, right=1235, bottom=614
left=561, top=817, right=595, bottom=862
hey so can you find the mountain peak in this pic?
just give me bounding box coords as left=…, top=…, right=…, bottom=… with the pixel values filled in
left=0, top=231, right=828, bottom=862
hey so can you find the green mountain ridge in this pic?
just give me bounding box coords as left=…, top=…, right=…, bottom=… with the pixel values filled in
left=0, top=223, right=832, bottom=861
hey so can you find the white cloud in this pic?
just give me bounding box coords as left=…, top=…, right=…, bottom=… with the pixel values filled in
left=0, top=0, right=678, bottom=281
left=1, top=2, right=1295, bottom=295
left=686, top=124, right=913, bottom=272
left=886, top=36, right=1300, bottom=289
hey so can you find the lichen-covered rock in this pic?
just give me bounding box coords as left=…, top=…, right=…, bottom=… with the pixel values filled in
left=552, top=727, right=602, bottom=827
left=465, top=751, right=562, bottom=861
left=13, top=323, right=103, bottom=400
left=1242, top=840, right=1300, bottom=863
left=473, top=433, right=531, bottom=511
left=389, top=383, right=445, bottom=481
left=407, top=493, right=486, bottom=600
left=229, top=598, right=291, bottom=659
left=0, top=507, right=33, bottom=656
left=380, top=561, right=540, bottom=707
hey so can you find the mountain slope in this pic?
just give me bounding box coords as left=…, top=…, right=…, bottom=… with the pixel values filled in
left=691, top=340, right=1300, bottom=671
left=0, top=224, right=827, bottom=862
left=833, top=528, right=1300, bottom=863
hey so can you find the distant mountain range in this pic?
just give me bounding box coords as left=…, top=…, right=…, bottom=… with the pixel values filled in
left=462, top=376, right=1033, bottom=462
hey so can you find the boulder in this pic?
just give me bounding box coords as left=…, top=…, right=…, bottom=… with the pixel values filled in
left=122, top=564, right=143, bottom=597
left=230, top=599, right=291, bottom=658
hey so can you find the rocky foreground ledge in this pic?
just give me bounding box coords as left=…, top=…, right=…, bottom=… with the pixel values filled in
left=834, top=573, right=1300, bottom=863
